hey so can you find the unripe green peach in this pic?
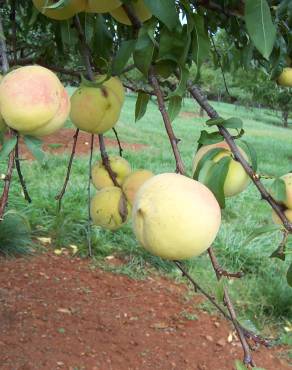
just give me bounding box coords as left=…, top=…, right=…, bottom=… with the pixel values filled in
left=110, top=0, right=152, bottom=25
left=70, top=76, right=125, bottom=134
left=85, top=0, right=121, bottom=13
left=33, top=0, right=86, bottom=20
left=90, top=187, right=131, bottom=230
left=132, top=173, right=221, bottom=260
left=91, top=156, right=131, bottom=189
left=192, top=141, right=250, bottom=197
left=0, top=65, right=63, bottom=133
left=122, top=169, right=154, bottom=206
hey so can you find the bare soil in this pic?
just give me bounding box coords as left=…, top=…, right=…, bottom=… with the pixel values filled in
left=18, top=128, right=147, bottom=159
left=0, top=253, right=290, bottom=370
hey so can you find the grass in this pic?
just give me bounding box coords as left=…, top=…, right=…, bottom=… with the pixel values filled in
left=1, top=93, right=292, bottom=339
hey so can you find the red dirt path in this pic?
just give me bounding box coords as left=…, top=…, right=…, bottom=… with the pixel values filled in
left=18, top=128, right=147, bottom=159
left=0, top=253, right=290, bottom=370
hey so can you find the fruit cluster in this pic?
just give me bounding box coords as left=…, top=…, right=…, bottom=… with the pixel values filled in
left=90, top=155, right=153, bottom=230
left=32, top=0, right=152, bottom=25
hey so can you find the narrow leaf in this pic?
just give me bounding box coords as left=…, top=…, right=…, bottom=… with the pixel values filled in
left=112, top=39, right=136, bottom=75
left=204, top=156, right=231, bottom=208
left=239, top=140, right=258, bottom=171
left=197, top=130, right=223, bottom=147
left=0, top=137, right=17, bottom=160
left=193, top=147, right=225, bottom=180
left=23, top=136, right=44, bottom=163
left=245, top=0, right=277, bottom=59
left=168, top=96, right=182, bottom=122
left=192, top=14, right=211, bottom=68
left=287, top=263, right=292, bottom=287
left=144, top=0, right=178, bottom=30
left=135, top=92, right=150, bottom=122
left=215, top=278, right=225, bottom=303
left=243, top=224, right=280, bottom=246
left=133, top=27, right=155, bottom=76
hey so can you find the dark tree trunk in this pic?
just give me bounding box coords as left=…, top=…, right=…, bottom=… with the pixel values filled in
left=282, top=110, right=289, bottom=128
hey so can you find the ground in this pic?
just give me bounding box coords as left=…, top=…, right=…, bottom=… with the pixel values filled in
left=19, top=128, right=147, bottom=159
left=0, top=253, right=290, bottom=370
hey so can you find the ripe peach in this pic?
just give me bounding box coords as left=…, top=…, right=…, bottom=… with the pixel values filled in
left=132, top=173, right=221, bottom=260
left=0, top=65, right=63, bottom=133
left=110, top=0, right=152, bottom=25
left=122, top=169, right=154, bottom=205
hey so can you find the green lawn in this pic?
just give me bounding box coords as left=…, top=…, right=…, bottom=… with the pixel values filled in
left=1, top=94, right=292, bottom=340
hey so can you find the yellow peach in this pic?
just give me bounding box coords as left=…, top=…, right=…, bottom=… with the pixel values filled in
left=85, top=0, right=121, bottom=13
left=32, top=0, right=86, bottom=20
left=132, top=173, right=221, bottom=260
left=277, top=67, right=292, bottom=87
left=70, top=76, right=125, bottom=134
left=91, top=156, right=131, bottom=189
left=0, top=65, right=63, bottom=132
left=122, top=169, right=154, bottom=205
left=110, top=0, right=152, bottom=25
left=90, top=187, right=131, bottom=230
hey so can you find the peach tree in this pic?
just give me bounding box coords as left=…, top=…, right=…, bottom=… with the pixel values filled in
left=0, top=0, right=292, bottom=368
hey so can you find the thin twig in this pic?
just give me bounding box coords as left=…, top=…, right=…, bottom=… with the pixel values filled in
left=87, top=134, right=94, bottom=257
left=98, top=134, right=119, bottom=187
left=187, top=83, right=292, bottom=233
left=10, top=0, right=17, bottom=65
left=210, top=34, right=232, bottom=98
left=55, top=129, right=79, bottom=211
left=148, top=66, right=185, bottom=174
left=15, top=133, right=31, bottom=203
left=112, top=128, right=123, bottom=157
left=175, top=260, right=270, bottom=348
left=208, top=248, right=254, bottom=366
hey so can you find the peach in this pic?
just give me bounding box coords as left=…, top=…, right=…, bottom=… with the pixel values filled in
left=32, top=0, right=86, bottom=20
left=110, top=0, right=152, bottom=25
left=193, top=141, right=250, bottom=197
left=132, top=173, right=221, bottom=260
left=0, top=65, right=63, bottom=132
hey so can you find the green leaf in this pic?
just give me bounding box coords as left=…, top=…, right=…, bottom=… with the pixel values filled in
left=23, top=136, right=44, bottom=163
left=169, top=66, right=189, bottom=97
left=238, top=140, right=258, bottom=171
left=112, top=39, right=136, bottom=75
left=193, top=147, right=225, bottom=180
left=197, top=130, right=222, bottom=147
left=135, top=92, right=150, bottom=122
left=133, top=27, right=155, bottom=76
left=215, top=278, right=225, bottom=303
left=245, top=0, right=277, bottom=59
left=203, top=156, right=231, bottom=208
left=192, top=14, right=211, bottom=68
left=270, top=243, right=286, bottom=261
left=0, top=137, right=17, bottom=161
left=222, top=117, right=243, bottom=130
left=168, top=96, right=182, bottom=122
left=287, top=263, right=292, bottom=287
left=243, top=224, right=280, bottom=246
left=144, top=0, right=178, bottom=31
left=206, top=117, right=225, bottom=126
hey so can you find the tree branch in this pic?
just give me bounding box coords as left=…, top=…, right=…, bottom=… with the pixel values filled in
left=15, top=133, right=31, bottom=203
left=148, top=66, right=185, bottom=174
left=187, top=83, right=292, bottom=233
left=112, top=128, right=123, bottom=157
left=55, top=129, right=79, bottom=211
